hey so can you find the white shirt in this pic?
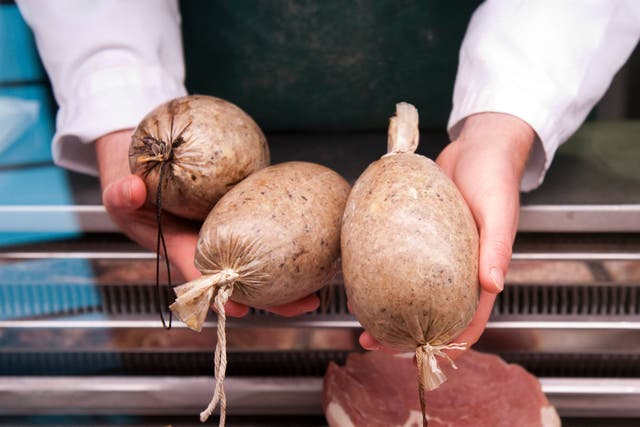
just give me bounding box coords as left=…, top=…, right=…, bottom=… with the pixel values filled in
left=16, top=0, right=187, bottom=176
left=16, top=0, right=640, bottom=190
left=448, top=0, right=640, bottom=191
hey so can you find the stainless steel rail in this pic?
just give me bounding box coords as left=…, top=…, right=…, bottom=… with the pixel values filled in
left=518, top=205, right=640, bottom=233
left=2, top=231, right=639, bottom=260
left=0, top=205, right=115, bottom=233
left=2, top=203, right=640, bottom=233
left=0, top=377, right=323, bottom=416
left=541, top=378, right=640, bottom=418
left=1, top=319, right=638, bottom=355
left=1, top=377, right=639, bottom=418
left=1, top=232, right=638, bottom=421
left=2, top=251, right=640, bottom=261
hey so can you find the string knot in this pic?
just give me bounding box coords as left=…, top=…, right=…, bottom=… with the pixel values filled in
left=416, top=342, right=467, bottom=391
left=218, top=269, right=239, bottom=287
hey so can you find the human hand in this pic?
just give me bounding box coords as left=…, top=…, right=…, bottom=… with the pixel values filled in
left=359, top=112, right=535, bottom=356
left=96, top=130, right=319, bottom=318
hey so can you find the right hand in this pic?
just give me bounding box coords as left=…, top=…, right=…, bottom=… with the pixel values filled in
left=95, top=129, right=319, bottom=318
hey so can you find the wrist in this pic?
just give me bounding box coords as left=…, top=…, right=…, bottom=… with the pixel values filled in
left=456, top=112, right=536, bottom=179
left=95, top=129, right=135, bottom=190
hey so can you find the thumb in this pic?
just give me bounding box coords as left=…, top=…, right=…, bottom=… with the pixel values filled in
left=474, top=188, right=519, bottom=294
left=102, top=175, right=147, bottom=214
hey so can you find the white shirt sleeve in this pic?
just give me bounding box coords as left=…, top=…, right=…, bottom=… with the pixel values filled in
left=448, top=0, right=640, bottom=191
left=16, top=0, right=187, bottom=176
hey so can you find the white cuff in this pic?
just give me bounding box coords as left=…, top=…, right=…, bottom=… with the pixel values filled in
left=447, top=82, right=561, bottom=192
left=53, top=65, right=187, bottom=176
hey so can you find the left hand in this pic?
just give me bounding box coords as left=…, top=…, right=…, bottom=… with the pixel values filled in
left=96, top=129, right=319, bottom=318
left=358, top=112, right=536, bottom=357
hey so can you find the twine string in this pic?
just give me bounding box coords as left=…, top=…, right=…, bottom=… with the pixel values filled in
left=416, top=342, right=468, bottom=427
left=156, top=161, right=173, bottom=329
left=200, top=270, right=239, bottom=425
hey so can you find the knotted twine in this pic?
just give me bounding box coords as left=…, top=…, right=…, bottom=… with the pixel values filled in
left=415, top=342, right=468, bottom=427
left=135, top=120, right=191, bottom=329
left=170, top=269, right=239, bottom=426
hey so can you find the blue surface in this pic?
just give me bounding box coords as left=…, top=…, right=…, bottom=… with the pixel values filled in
left=0, top=165, right=81, bottom=246
left=0, top=166, right=73, bottom=205
left=0, top=85, right=55, bottom=166
left=0, top=258, right=101, bottom=319
left=0, top=9, right=78, bottom=246
left=0, top=4, right=45, bottom=82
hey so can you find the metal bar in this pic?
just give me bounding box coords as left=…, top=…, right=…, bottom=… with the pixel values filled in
left=0, top=205, right=116, bottom=233
left=0, top=318, right=361, bottom=329
left=542, top=378, right=640, bottom=418
left=0, top=252, right=154, bottom=259
left=0, top=376, right=324, bottom=416
left=3, top=251, right=639, bottom=261
left=0, top=321, right=637, bottom=354
left=0, top=376, right=639, bottom=417
left=0, top=318, right=639, bottom=330
left=477, top=324, right=640, bottom=353
left=512, top=253, right=640, bottom=261
left=485, top=321, right=640, bottom=330
left=1, top=204, right=640, bottom=233
left=518, top=205, right=640, bottom=232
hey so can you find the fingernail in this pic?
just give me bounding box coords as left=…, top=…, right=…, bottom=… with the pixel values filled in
left=490, top=267, right=504, bottom=292
left=367, top=342, right=382, bottom=351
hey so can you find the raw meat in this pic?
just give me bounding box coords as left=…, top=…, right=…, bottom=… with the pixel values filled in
left=323, top=350, right=560, bottom=427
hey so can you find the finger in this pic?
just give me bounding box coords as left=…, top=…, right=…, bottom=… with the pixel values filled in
left=102, top=175, right=147, bottom=214
left=359, top=331, right=381, bottom=350
left=473, top=186, right=519, bottom=295
left=447, top=290, right=497, bottom=360
left=207, top=298, right=249, bottom=318
left=266, top=294, right=320, bottom=317
left=223, top=300, right=250, bottom=318
left=165, top=234, right=200, bottom=282
left=359, top=332, right=399, bottom=354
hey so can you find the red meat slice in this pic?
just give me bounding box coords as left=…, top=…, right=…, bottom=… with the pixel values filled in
left=323, top=350, right=560, bottom=427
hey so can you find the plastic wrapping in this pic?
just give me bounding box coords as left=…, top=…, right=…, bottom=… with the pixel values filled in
left=129, top=95, right=270, bottom=221
left=170, top=161, right=350, bottom=425
left=341, top=103, right=480, bottom=425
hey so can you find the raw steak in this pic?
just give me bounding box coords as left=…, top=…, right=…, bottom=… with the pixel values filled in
left=323, top=350, right=560, bottom=427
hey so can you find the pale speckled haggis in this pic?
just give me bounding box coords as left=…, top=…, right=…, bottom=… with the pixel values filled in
left=342, top=153, right=479, bottom=349
left=169, top=161, right=350, bottom=426
left=189, top=161, right=350, bottom=310
left=129, top=94, right=270, bottom=221
left=341, top=102, right=479, bottom=424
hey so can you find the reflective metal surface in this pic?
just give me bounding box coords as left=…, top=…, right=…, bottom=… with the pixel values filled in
left=1, top=126, right=640, bottom=423
left=1, top=377, right=639, bottom=418
left=0, top=377, right=323, bottom=416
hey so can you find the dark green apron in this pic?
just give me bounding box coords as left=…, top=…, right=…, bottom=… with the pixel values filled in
left=180, top=1, right=481, bottom=132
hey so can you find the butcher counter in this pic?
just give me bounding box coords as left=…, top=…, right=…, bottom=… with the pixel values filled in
left=0, top=122, right=639, bottom=426
left=2, top=0, right=640, bottom=424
